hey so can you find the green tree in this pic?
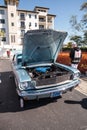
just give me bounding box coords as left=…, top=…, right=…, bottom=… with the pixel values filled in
left=69, top=2, right=87, bottom=46
left=80, top=2, right=87, bottom=30
left=70, top=35, right=82, bottom=46
left=69, top=15, right=82, bottom=32
left=83, top=31, right=87, bottom=45
left=0, top=30, right=4, bottom=37
left=67, top=42, right=72, bottom=48
left=0, top=30, right=4, bottom=46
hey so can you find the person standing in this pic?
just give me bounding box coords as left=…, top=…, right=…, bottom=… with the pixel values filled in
left=69, top=43, right=82, bottom=69
left=7, top=49, right=10, bottom=58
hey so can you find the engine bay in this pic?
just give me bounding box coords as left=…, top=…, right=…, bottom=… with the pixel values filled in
left=25, top=64, right=72, bottom=86
left=26, top=64, right=71, bottom=78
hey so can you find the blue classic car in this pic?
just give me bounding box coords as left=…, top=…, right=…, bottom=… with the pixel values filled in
left=12, top=29, right=80, bottom=108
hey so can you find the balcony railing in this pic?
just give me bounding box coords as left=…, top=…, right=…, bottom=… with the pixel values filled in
left=20, top=17, right=25, bottom=20
left=39, top=19, right=46, bottom=22
left=20, top=26, right=25, bottom=29
left=48, top=20, right=52, bottom=23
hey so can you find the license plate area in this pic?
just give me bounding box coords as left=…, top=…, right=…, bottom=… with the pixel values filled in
left=51, top=91, right=61, bottom=98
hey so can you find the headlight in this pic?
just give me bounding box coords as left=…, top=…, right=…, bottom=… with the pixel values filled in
left=71, top=72, right=80, bottom=80
left=19, top=82, right=29, bottom=90
left=19, top=81, right=36, bottom=90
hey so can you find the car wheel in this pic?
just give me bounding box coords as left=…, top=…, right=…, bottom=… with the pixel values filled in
left=20, top=98, right=24, bottom=108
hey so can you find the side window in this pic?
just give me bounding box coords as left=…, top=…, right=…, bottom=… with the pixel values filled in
left=13, top=54, right=22, bottom=65
left=17, top=54, right=22, bottom=65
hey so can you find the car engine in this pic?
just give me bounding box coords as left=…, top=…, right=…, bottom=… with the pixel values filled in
left=26, top=64, right=72, bottom=87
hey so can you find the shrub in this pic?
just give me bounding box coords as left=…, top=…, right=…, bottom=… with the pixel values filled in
left=57, top=52, right=87, bottom=73
left=62, top=47, right=87, bottom=52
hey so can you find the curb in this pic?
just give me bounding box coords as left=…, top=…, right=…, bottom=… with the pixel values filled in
left=75, top=79, right=87, bottom=96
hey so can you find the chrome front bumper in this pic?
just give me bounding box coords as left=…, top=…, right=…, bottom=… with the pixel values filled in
left=17, top=79, right=80, bottom=100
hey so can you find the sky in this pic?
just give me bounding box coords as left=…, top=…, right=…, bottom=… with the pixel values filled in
left=0, top=0, right=86, bottom=43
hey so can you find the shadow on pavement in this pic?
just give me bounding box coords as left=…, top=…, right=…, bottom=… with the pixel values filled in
left=0, top=97, right=61, bottom=113
left=64, top=98, right=87, bottom=109
left=0, top=71, right=61, bottom=113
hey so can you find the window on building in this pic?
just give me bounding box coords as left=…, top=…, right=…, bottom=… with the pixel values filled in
left=29, top=22, right=31, bottom=27
left=11, top=22, right=14, bottom=26
left=39, top=18, right=45, bottom=22
left=11, top=35, right=15, bottom=43
left=38, top=9, right=46, bottom=12
left=35, top=15, right=37, bottom=19
left=21, top=30, right=25, bottom=36
left=35, top=23, right=37, bottom=27
left=11, top=13, right=14, bottom=17
left=29, top=14, right=31, bottom=18
left=20, top=13, right=25, bottom=20
left=39, top=25, right=44, bottom=29
left=14, top=35, right=15, bottom=43
left=11, top=35, right=13, bottom=42
left=2, top=37, right=6, bottom=42
left=0, top=19, right=5, bottom=24
left=20, top=21, right=25, bottom=28
left=0, top=10, right=5, bottom=15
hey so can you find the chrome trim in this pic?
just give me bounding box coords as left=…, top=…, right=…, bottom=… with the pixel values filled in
left=17, top=79, right=80, bottom=99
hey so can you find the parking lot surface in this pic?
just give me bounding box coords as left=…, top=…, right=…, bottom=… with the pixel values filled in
left=0, top=59, right=87, bottom=130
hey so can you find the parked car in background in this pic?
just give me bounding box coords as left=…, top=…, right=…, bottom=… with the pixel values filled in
left=11, top=29, right=80, bottom=108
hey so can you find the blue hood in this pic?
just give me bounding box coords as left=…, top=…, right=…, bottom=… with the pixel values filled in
left=22, top=29, right=67, bottom=65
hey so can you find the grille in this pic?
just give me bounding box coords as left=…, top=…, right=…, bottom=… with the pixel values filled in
left=35, top=73, right=71, bottom=87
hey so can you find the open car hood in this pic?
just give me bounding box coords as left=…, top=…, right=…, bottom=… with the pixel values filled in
left=22, top=29, right=67, bottom=65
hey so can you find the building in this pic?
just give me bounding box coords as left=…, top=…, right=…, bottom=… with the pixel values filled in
left=0, top=0, right=56, bottom=47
